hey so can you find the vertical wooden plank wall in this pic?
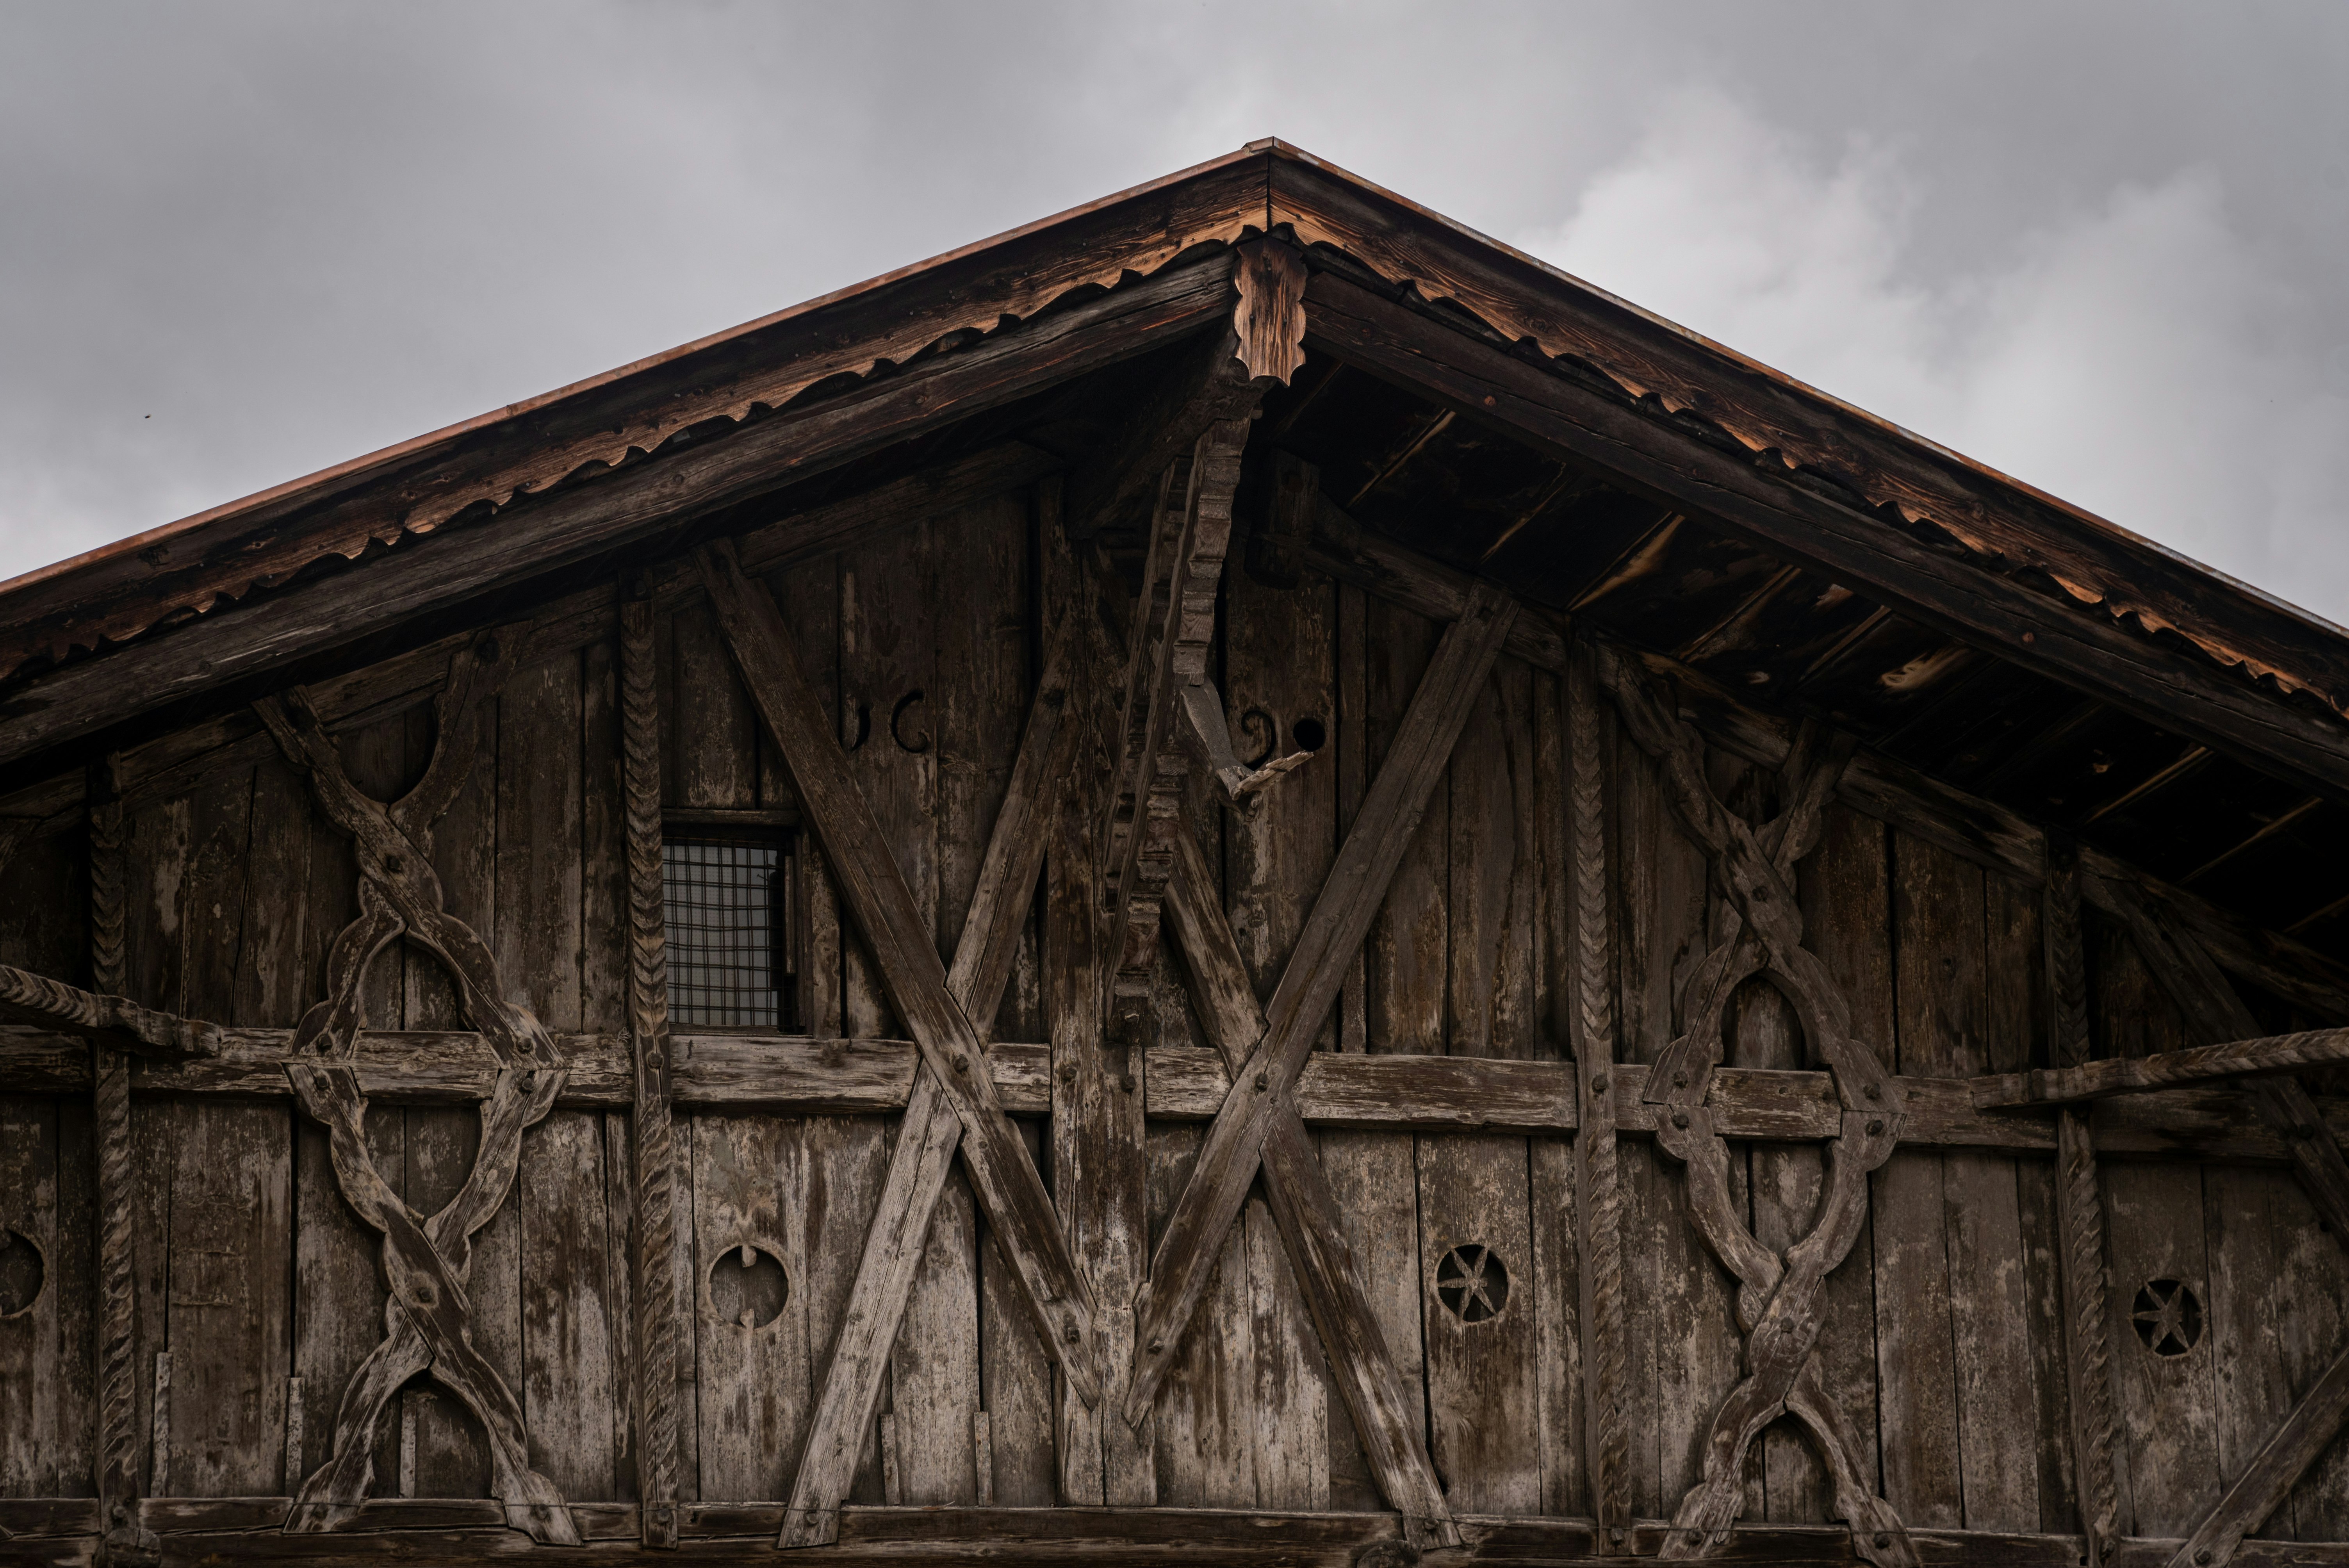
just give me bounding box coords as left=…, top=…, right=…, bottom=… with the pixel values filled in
left=0, top=829, right=93, bottom=1499
left=8, top=489, right=2323, bottom=1539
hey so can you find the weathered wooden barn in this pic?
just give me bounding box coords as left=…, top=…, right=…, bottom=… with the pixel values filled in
left=5, top=139, right=2349, bottom=1568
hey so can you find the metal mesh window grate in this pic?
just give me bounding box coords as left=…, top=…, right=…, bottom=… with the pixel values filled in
left=662, top=837, right=793, bottom=1028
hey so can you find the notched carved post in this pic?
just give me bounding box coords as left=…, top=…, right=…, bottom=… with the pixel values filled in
left=89, top=758, right=157, bottom=1568
left=1565, top=645, right=1630, bottom=1548
left=1600, top=645, right=1912, bottom=1568
left=620, top=588, right=682, bottom=1549
left=257, top=628, right=581, bottom=1546
left=2044, top=834, right=2121, bottom=1568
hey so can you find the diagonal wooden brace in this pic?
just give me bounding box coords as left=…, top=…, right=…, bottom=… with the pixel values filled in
left=1162, top=830, right=1458, bottom=1548
left=0, top=963, right=222, bottom=1060
left=692, top=539, right=1096, bottom=1547
left=1125, top=583, right=1517, bottom=1424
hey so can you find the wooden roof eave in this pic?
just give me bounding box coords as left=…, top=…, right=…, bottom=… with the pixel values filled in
left=1263, top=147, right=2349, bottom=719
left=0, top=243, right=1247, bottom=779
left=1292, top=255, right=2349, bottom=806
left=0, top=146, right=1277, bottom=681
left=3, top=139, right=2345, bottom=806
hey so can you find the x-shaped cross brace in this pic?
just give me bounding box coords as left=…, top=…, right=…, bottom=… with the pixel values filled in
left=1123, top=575, right=1517, bottom=1546
left=694, top=539, right=1099, bottom=1548
left=1606, top=649, right=1912, bottom=1568
left=256, top=631, right=582, bottom=1544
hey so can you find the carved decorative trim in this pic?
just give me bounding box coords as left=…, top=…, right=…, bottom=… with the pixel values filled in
left=620, top=593, right=682, bottom=1549
left=1602, top=646, right=1912, bottom=1568
left=256, top=630, right=578, bottom=1545
left=1566, top=649, right=1630, bottom=1546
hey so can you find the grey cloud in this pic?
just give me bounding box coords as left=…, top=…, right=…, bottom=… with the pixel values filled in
left=4, top=1, right=2344, bottom=616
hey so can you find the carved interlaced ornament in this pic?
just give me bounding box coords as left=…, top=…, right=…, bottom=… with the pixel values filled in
left=1604, top=647, right=1913, bottom=1568
left=254, top=629, right=579, bottom=1545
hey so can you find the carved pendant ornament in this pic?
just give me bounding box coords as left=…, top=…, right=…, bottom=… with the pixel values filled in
left=254, top=629, right=580, bottom=1544
left=1602, top=644, right=1914, bottom=1568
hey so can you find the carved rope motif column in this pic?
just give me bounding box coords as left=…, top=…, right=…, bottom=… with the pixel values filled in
left=620, top=590, right=683, bottom=1548
left=1601, top=643, right=1913, bottom=1568
left=255, top=629, right=579, bottom=1545
left=89, top=759, right=157, bottom=1568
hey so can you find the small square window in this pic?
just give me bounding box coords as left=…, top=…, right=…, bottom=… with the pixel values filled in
left=662, top=835, right=795, bottom=1028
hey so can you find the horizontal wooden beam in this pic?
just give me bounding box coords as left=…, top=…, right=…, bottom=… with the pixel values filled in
left=10, top=1497, right=2349, bottom=1568
left=5, top=1026, right=2346, bottom=1164
left=1975, top=1027, right=2349, bottom=1108
left=0, top=963, right=221, bottom=1060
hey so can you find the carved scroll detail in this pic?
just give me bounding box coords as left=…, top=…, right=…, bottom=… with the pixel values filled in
left=1601, top=645, right=1911, bottom=1568
left=257, top=630, right=579, bottom=1545
left=1233, top=238, right=1307, bottom=386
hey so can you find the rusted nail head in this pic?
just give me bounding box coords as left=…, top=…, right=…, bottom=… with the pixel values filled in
left=1868, top=1119, right=1886, bottom=1136
left=383, top=854, right=403, bottom=875
left=1121, top=1074, right=1136, bottom=1093
left=1591, top=1074, right=1609, bottom=1094
left=1866, top=1082, right=1881, bottom=1100
left=1672, top=1071, right=1687, bottom=1088
left=1255, top=1072, right=1269, bottom=1090
left=952, top=1055, right=969, bottom=1073
left=1063, top=1322, right=1080, bottom=1343
left=1875, top=1534, right=1892, bottom=1549
left=479, top=636, right=501, bottom=663
left=1148, top=1338, right=1164, bottom=1353
left=2195, top=1553, right=2212, bottom=1566
left=1671, top=1110, right=1690, bottom=1129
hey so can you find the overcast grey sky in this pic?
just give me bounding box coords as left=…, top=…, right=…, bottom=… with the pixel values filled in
left=5, top=3, right=2345, bottom=618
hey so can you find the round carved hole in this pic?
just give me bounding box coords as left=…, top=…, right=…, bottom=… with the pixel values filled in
left=1435, top=1244, right=1509, bottom=1324
left=1290, top=715, right=1328, bottom=753
left=0, top=1227, right=45, bottom=1318
left=709, top=1242, right=788, bottom=1329
left=2133, top=1278, right=2203, bottom=1357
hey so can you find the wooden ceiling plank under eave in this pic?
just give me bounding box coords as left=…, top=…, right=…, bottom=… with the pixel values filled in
left=1293, top=265, right=2349, bottom=807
